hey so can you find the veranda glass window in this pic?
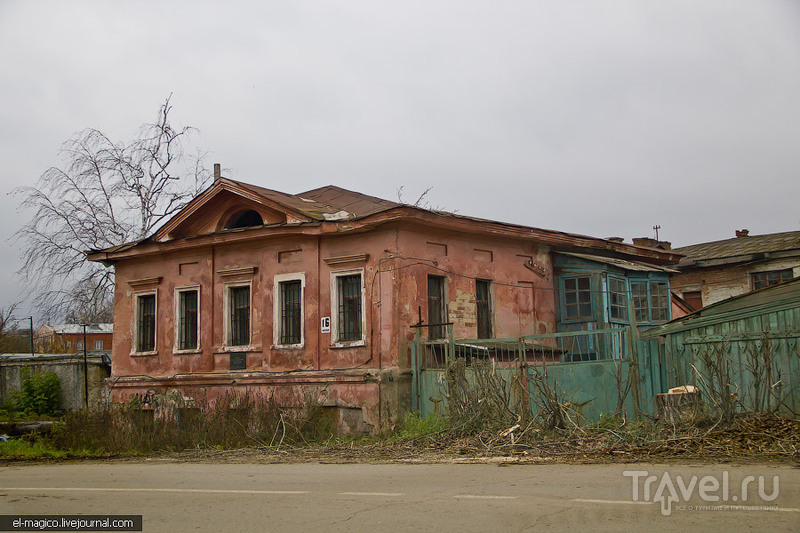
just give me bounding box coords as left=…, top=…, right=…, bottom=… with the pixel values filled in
left=564, top=276, right=592, bottom=319
left=608, top=277, right=628, bottom=321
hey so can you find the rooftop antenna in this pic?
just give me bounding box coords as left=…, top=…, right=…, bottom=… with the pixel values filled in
left=653, top=224, right=661, bottom=240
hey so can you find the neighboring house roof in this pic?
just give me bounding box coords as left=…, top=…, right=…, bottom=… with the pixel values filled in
left=559, top=252, right=679, bottom=273
left=39, top=323, right=113, bottom=335
left=87, top=178, right=683, bottom=266
left=643, top=277, right=800, bottom=337
left=673, top=230, right=800, bottom=268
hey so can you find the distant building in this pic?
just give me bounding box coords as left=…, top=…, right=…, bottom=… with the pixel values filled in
left=670, top=230, right=800, bottom=311
left=34, top=323, right=113, bottom=353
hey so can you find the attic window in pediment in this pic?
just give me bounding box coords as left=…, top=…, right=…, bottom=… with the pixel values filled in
left=224, top=210, right=264, bottom=229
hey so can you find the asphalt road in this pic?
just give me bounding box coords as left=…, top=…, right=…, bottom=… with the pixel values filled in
left=0, top=462, right=797, bottom=532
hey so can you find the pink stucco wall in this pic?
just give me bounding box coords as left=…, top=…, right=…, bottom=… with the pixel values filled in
left=109, top=220, right=559, bottom=431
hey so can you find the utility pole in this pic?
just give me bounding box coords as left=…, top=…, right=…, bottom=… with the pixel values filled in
left=28, top=316, right=33, bottom=356
left=652, top=224, right=661, bottom=241
left=82, top=323, right=89, bottom=409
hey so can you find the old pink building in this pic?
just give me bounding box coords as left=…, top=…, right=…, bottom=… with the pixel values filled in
left=88, top=175, right=679, bottom=431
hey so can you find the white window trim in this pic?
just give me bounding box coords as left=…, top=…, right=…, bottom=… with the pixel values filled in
left=131, top=289, right=158, bottom=355
left=223, top=280, right=253, bottom=350
left=94, top=340, right=104, bottom=350
left=273, top=272, right=305, bottom=349
left=174, top=285, right=201, bottom=354
left=330, top=268, right=366, bottom=348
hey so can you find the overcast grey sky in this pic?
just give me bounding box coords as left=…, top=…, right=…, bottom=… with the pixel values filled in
left=1, top=1, right=799, bottom=320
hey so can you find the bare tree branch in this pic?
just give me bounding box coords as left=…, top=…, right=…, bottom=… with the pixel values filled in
left=14, top=96, right=210, bottom=321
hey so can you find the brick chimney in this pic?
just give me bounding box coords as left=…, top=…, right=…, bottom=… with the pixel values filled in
left=736, top=229, right=749, bottom=238
left=214, top=163, right=221, bottom=181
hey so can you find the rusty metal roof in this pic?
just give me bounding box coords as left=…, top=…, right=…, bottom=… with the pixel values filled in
left=237, top=182, right=400, bottom=221
left=88, top=179, right=681, bottom=266
left=560, top=252, right=678, bottom=273
left=673, top=230, right=800, bottom=265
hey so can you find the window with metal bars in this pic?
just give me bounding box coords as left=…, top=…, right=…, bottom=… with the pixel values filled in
left=136, top=293, right=156, bottom=352
left=228, top=285, right=250, bottom=346
left=336, top=274, right=362, bottom=342
left=279, top=280, right=302, bottom=345
left=428, top=275, right=446, bottom=339
left=178, top=289, right=199, bottom=350
left=476, top=279, right=492, bottom=339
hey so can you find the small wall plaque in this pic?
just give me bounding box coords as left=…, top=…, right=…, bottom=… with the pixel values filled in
left=230, top=352, right=246, bottom=370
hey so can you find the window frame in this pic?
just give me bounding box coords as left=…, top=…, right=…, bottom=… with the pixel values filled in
left=132, top=290, right=158, bottom=355
left=330, top=268, right=366, bottom=347
left=630, top=278, right=671, bottom=324
left=607, top=276, right=628, bottom=322
left=751, top=269, right=793, bottom=290
left=561, top=275, right=593, bottom=322
left=273, top=272, right=305, bottom=348
left=174, top=286, right=201, bottom=354
left=223, top=281, right=252, bottom=349
left=94, top=340, right=104, bottom=350
left=427, top=275, right=448, bottom=340
left=476, top=278, right=493, bottom=339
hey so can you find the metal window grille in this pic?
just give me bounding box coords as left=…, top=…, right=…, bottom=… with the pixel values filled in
left=178, top=290, right=198, bottom=350
left=137, top=294, right=156, bottom=352
left=428, top=275, right=446, bottom=339
left=337, top=274, right=362, bottom=341
left=564, top=276, right=592, bottom=319
left=229, top=286, right=250, bottom=346
left=280, top=280, right=302, bottom=344
left=608, top=277, right=628, bottom=321
left=476, top=279, right=492, bottom=339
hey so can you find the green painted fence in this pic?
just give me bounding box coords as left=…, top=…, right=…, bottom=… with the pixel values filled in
left=640, top=298, right=800, bottom=415
left=411, top=326, right=656, bottom=422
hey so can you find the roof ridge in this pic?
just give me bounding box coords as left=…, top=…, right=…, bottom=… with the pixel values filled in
left=674, top=229, right=800, bottom=251
left=298, top=184, right=400, bottom=206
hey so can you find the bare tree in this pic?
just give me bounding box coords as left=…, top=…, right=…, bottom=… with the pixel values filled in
left=0, top=303, right=29, bottom=353
left=14, top=96, right=210, bottom=321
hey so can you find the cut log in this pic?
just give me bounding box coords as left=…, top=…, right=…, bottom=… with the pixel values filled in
left=656, top=390, right=701, bottom=424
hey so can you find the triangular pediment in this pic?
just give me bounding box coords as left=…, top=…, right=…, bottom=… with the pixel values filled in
left=153, top=179, right=315, bottom=242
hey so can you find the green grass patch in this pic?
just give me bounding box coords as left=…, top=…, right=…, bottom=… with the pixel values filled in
left=0, top=437, right=67, bottom=459
left=396, top=412, right=448, bottom=439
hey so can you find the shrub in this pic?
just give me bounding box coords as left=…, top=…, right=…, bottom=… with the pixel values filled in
left=10, top=367, right=61, bottom=416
